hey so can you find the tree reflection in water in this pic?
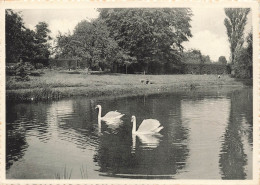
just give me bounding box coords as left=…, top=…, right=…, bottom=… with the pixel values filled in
left=219, top=89, right=253, bottom=179
left=6, top=88, right=253, bottom=179
left=6, top=102, right=50, bottom=170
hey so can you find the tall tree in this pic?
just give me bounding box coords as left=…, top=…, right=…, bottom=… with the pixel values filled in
left=72, top=19, right=118, bottom=69
left=246, top=31, right=253, bottom=78
left=55, top=32, right=75, bottom=59
left=246, top=31, right=252, bottom=65
left=5, top=9, right=25, bottom=63
left=34, top=22, right=52, bottom=59
left=55, top=19, right=135, bottom=70
left=6, top=10, right=52, bottom=64
left=98, top=8, right=192, bottom=72
left=232, top=31, right=253, bottom=78
left=21, top=28, right=37, bottom=62
left=224, top=8, right=250, bottom=64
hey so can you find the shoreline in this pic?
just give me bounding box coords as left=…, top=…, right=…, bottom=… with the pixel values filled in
left=6, top=71, right=252, bottom=102
left=6, top=83, right=251, bottom=103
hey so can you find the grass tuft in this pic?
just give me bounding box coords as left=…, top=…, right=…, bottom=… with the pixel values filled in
left=80, top=164, right=88, bottom=179
left=54, top=165, right=72, bottom=179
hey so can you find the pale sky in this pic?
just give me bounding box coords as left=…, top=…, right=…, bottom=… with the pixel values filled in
left=16, top=8, right=252, bottom=62
left=17, top=9, right=99, bottom=37
left=183, top=8, right=252, bottom=62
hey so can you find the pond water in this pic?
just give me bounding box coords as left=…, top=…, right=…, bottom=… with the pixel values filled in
left=6, top=88, right=253, bottom=179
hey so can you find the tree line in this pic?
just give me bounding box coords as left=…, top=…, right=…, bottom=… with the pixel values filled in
left=6, top=8, right=252, bottom=78
left=55, top=8, right=193, bottom=73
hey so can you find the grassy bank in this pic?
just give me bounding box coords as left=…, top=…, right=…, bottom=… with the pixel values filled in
left=6, top=70, right=251, bottom=102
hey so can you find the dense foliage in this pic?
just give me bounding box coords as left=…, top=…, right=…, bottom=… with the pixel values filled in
left=6, top=10, right=51, bottom=64
left=56, top=8, right=193, bottom=72
left=55, top=19, right=135, bottom=70
left=6, top=10, right=26, bottom=63
left=34, top=22, right=52, bottom=60
left=218, top=56, right=228, bottom=65
left=99, top=8, right=193, bottom=72
left=232, top=32, right=252, bottom=78
left=224, top=8, right=252, bottom=78
left=224, top=8, right=250, bottom=64
left=182, top=49, right=212, bottom=64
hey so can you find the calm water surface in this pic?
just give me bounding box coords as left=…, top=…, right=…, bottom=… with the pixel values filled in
left=6, top=88, right=253, bottom=179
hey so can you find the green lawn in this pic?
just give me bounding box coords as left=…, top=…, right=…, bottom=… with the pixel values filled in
left=6, top=69, right=249, bottom=102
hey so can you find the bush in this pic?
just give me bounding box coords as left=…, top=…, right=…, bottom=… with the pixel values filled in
left=30, top=71, right=41, bottom=76
left=35, top=63, right=44, bottom=69
left=11, top=62, right=35, bottom=81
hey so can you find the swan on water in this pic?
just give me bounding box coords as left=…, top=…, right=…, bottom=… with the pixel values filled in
left=131, top=115, right=163, bottom=135
left=131, top=115, right=163, bottom=152
left=95, top=105, right=124, bottom=125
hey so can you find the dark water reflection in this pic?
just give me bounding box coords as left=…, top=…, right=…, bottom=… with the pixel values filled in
left=6, top=88, right=253, bottom=179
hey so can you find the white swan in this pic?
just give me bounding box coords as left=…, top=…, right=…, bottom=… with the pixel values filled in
left=95, top=105, right=124, bottom=125
left=131, top=115, right=164, bottom=135
left=131, top=116, right=163, bottom=152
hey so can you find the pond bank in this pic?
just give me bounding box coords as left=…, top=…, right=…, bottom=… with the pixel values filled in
left=6, top=70, right=252, bottom=102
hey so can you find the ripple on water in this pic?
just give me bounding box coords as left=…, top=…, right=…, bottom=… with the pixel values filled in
left=6, top=89, right=253, bottom=179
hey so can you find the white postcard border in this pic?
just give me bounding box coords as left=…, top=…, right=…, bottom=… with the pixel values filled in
left=0, top=1, right=259, bottom=185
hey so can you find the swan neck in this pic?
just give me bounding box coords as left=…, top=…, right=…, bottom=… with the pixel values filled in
left=98, top=117, right=101, bottom=133
left=132, top=118, right=137, bottom=134
left=98, top=106, right=102, bottom=119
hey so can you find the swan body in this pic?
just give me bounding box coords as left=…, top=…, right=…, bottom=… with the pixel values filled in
left=96, top=105, right=124, bottom=124
left=131, top=116, right=163, bottom=152
left=131, top=115, right=163, bottom=135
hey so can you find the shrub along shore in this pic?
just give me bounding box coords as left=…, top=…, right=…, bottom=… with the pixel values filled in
left=6, top=70, right=252, bottom=102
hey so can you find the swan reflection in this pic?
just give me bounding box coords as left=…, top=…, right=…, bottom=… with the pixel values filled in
left=97, top=116, right=123, bottom=133
left=132, top=133, right=163, bottom=152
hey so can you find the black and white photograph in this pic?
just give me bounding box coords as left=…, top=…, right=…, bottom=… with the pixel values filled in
left=1, top=1, right=259, bottom=184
